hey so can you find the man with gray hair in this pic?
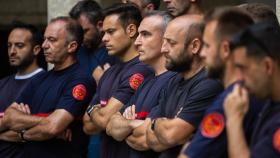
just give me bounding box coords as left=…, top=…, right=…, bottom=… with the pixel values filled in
left=2, top=16, right=95, bottom=158
left=105, top=11, right=175, bottom=158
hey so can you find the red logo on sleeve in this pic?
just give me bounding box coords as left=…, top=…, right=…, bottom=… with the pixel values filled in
left=201, top=112, right=225, bottom=138
left=129, top=73, right=144, bottom=90
left=72, top=84, right=87, bottom=101
left=273, top=128, right=280, bottom=153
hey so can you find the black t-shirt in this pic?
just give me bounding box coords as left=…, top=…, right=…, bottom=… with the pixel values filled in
left=16, top=63, right=95, bottom=158
left=89, top=57, right=153, bottom=158
left=151, top=68, right=223, bottom=158
left=0, top=69, right=45, bottom=158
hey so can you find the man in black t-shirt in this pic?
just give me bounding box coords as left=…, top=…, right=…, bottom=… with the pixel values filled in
left=146, top=15, right=223, bottom=158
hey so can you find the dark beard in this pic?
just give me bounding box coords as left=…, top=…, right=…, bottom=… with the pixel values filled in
left=13, top=54, right=35, bottom=71
left=206, top=63, right=224, bottom=80
left=165, top=52, right=193, bottom=73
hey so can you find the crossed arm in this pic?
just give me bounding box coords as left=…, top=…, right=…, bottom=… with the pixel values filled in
left=83, top=97, right=124, bottom=134
left=146, top=117, right=194, bottom=152
left=2, top=102, right=74, bottom=141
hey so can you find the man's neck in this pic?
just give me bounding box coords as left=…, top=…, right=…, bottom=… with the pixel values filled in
left=182, top=60, right=204, bottom=79
left=150, top=56, right=168, bottom=76
left=54, top=56, right=76, bottom=71
left=187, top=4, right=203, bottom=15
left=17, top=61, right=39, bottom=76
left=119, top=45, right=139, bottom=62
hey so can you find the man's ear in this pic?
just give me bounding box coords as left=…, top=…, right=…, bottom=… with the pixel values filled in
left=220, top=40, right=230, bottom=60
left=33, top=45, right=41, bottom=56
left=126, top=24, right=137, bottom=38
left=145, top=3, right=155, bottom=11
left=67, top=41, right=78, bottom=53
left=263, top=57, right=274, bottom=76
left=190, top=38, right=202, bottom=55
left=96, top=20, right=103, bottom=32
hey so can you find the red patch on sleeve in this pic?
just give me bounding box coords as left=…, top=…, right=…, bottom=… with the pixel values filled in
left=72, top=84, right=87, bottom=101
left=273, top=128, right=280, bottom=153
left=129, top=73, right=144, bottom=90
left=201, top=112, right=225, bottom=138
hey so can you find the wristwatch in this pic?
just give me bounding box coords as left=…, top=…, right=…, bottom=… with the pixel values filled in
left=86, top=104, right=96, bottom=117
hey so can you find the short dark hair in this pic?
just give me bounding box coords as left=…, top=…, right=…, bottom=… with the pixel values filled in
left=50, top=16, right=84, bottom=48
left=230, top=22, right=280, bottom=64
left=69, top=0, right=101, bottom=19
left=144, top=0, right=160, bottom=10
left=69, top=0, right=104, bottom=26
left=10, top=21, right=43, bottom=47
left=103, top=3, right=142, bottom=29
left=9, top=21, right=47, bottom=69
left=238, top=3, right=279, bottom=26
left=204, top=7, right=254, bottom=42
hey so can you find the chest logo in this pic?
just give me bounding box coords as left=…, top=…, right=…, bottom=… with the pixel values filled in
left=273, top=128, right=280, bottom=153
left=201, top=112, right=225, bottom=138
left=129, top=73, right=144, bottom=90
left=72, top=84, right=87, bottom=101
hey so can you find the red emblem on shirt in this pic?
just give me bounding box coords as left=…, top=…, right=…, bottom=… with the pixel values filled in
left=72, top=84, right=87, bottom=101
left=273, top=128, right=280, bottom=153
left=129, top=73, right=144, bottom=90
left=201, top=112, right=225, bottom=138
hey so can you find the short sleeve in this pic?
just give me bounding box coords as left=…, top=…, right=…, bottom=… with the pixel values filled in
left=56, top=77, right=95, bottom=117
left=251, top=126, right=280, bottom=158
left=112, top=66, right=152, bottom=105
left=185, top=97, right=227, bottom=158
left=177, top=79, right=223, bottom=128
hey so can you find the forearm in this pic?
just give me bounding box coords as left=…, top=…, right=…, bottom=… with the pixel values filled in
left=146, top=127, right=170, bottom=152
left=226, top=117, right=250, bottom=158
left=126, top=120, right=149, bottom=150
left=0, top=118, right=8, bottom=132
left=5, top=114, right=42, bottom=131
left=0, top=130, right=21, bottom=142
left=91, top=98, right=123, bottom=129
left=83, top=113, right=102, bottom=135
left=154, top=118, right=193, bottom=147
left=108, top=118, right=144, bottom=141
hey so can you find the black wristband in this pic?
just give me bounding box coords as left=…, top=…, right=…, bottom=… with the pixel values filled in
left=86, top=104, right=96, bottom=117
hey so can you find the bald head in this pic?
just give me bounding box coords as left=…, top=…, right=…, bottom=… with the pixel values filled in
left=162, top=15, right=204, bottom=73
left=166, top=15, right=203, bottom=43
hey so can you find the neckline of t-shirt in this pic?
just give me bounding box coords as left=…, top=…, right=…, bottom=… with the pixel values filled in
left=15, top=68, right=43, bottom=80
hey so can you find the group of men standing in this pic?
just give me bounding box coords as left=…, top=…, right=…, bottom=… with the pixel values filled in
left=0, top=0, right=280, bottom=158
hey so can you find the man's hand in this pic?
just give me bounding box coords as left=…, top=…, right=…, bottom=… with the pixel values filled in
left=224, top=84, right=249, bottom=122
left=15, top=103, right=31, bottom=115
left=123, top=105, right=136, bottom=120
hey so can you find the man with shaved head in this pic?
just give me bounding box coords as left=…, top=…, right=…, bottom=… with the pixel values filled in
left=146, top=15, right=223, bottom=158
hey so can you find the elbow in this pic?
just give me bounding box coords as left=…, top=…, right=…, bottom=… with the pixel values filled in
left=106, top=126, right=126, bottom=141
left=47, top=126, right=62, bottom=137
left=157, top=130, right=177, bottom=146
left=83, top=122, right=101, bottom=135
